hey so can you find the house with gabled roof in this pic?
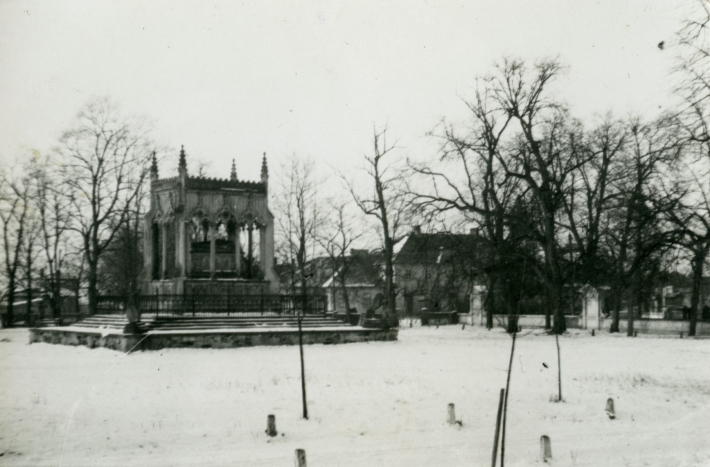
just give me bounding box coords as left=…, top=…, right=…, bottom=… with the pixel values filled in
left=394, top=226, right=483, bottom=317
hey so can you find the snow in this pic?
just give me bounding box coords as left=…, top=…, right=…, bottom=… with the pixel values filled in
left=0, top=326, right=708, bottom=467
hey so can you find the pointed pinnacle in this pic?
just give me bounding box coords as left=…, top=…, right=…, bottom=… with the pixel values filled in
left=230, top=159, right=237, bottom=181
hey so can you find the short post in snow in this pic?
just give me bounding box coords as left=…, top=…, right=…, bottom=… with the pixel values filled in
left=606, top=398, right=615, bottom=419
left=540, top=435, right=552, bottom=462
left=447, top=403, right=456, bottom=425
left=295, top=448, right=307, bottom=467
left=266, top=414, right=277, bottom=437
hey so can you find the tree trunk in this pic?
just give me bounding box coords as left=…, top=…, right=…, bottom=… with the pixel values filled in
left=544, top=286, right=552, bottom=330
left=87, top=259, right=98, bottom=316
left=551, top=284, right=566, bottom=334
left=26, top=270, right=33, bottom=325
left=5, top=278, right=15, bottom=328
left=340, top=271, right=351, bottom=322
left=627, top=289, right=635, bottom=337
left=610, top=291, right=620, bottom=333
left=689, top=248, right=706, bottom=337
left=486, top=275, right=496, bottom=330
left=26, top=242, right=34, bottom=323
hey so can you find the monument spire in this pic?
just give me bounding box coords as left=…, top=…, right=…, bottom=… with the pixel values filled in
left=150, top=151, right=158, bottom=180
left=178, top=145, right=187, bottom=176
left=260, top=152, right=268, bottom=183
left=230, top=159, right=237, bottom=181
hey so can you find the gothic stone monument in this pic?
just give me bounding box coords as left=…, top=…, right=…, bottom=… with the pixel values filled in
left=140, top=147, right=280, bottom=296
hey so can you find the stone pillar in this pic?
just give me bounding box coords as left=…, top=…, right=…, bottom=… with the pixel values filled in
left=471, top=285, right=485, bottom=326
left=235, top=226, right=241, bottom=277
left=247, top=224, right=254, bottom=279
left=209, top=222, right=216, bottom=279
left=583, top=287, right=600, bottom=330
left=259, top=225, right=267, bottom=276
left=661, top=286, right=667, bottom=318
left=184, top=220, right=191, bottom=278
left=160, top=224, right=167, bottom=280
left=262, top=216, right=279, bottom=293
left=175, top=220, right=182, bottom=277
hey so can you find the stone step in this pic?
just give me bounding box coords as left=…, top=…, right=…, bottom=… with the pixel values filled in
left=152, top=323, right=343, bottom=330
left=72, top=314, right=348, bottom=331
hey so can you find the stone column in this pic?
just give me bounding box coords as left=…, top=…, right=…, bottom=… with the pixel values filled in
left=160, top=223, right=167, bottom=280
left=259, top=225, right=266, bottom=276
left=175, top=220, right=182, bottom=278
left=262, top=217, right=278, bottom=293
left=235, top=225, right=242, bottom=277
left=184, top=220, right=191, bottom=278
left=209, top=222, right=216, bottom=279
left=247, top=224, right=254, bottom=279
left=583, top=287, right=600, bottom=330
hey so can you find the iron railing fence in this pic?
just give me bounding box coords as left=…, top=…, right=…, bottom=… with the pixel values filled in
left=95, top=294, right=327, bottom=318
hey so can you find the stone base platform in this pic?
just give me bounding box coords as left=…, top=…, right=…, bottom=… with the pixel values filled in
left=29, top=327, right=144, bottom=352
left=29, top=325, right=398, bottom=352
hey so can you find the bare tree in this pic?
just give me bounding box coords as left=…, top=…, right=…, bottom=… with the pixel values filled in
left=603, top=117, right=681, bottom=334
left=316, top=200, right=365, bottom=322
left=20, top=194, right=41, bottom=323
left=26, top=157, right=73, bottom=319
left=275, top=156, right=323, bottom=302
left=412, top=59, right=590, bottom=334
left=561, top=116, right=628, bottom=289
left=0, top=167, right=30, bottom=326
left=408, top=77, right=531, bottom=330
left=56, top=97, right=154, bottom=315
left=671, top=0, right=710, bottom=335
left=346, top=127, right=408, bottom=327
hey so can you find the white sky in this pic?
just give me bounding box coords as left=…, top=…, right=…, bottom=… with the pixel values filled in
left=0, top=0, right=693, bottom=183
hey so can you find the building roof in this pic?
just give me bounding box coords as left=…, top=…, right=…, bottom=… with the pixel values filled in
left=322, top=251, right=384, bottom=289
left=395, top=231, right=481, bottom=265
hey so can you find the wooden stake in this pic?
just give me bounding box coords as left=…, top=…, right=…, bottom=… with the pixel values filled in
left=266, top=414, right=277, bottom=437
left=447, top=403, right=456, bottom=425
left=605, top=398, right=615, bottom=419
left=500, top=331, right=516, bottom=467
left=555, top=333, right=562, bottom=402
left=491, top=388, right=504, bottom=467
left=295, top=448, right=307, bottom=467
left=298, top=314, right=308, bottom=420
left=540, top=435, right=552, bottom=462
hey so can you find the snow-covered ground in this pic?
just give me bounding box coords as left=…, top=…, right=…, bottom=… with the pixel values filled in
left=0, top=326, right=708, bottom=467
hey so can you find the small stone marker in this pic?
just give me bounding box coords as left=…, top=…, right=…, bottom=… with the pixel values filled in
left=540, top=435, right=552, bottom=462
left=266, top=414, right=277, bottom=437
left=295, top=448, right=307, bottom=467
left=606, top=398, right=615, bottom=419
left=680, top=332, right=684, bottom=339
left=634, top=330, right=638, bottom=338
left=447, top=403, right=456, bottom=425
left=591, top=329, right=595, bottom=337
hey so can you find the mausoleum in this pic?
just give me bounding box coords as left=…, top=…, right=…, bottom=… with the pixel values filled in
left=140, top=147, right=280, bottom=296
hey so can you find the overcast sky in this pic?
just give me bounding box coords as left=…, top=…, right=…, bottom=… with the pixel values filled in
left=0, top=0, right=693, bottom=182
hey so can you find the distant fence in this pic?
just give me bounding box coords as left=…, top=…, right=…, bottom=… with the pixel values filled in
left=0, top=295, right=84, bottom=327
left=95, top=294, right=327, bottom=318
